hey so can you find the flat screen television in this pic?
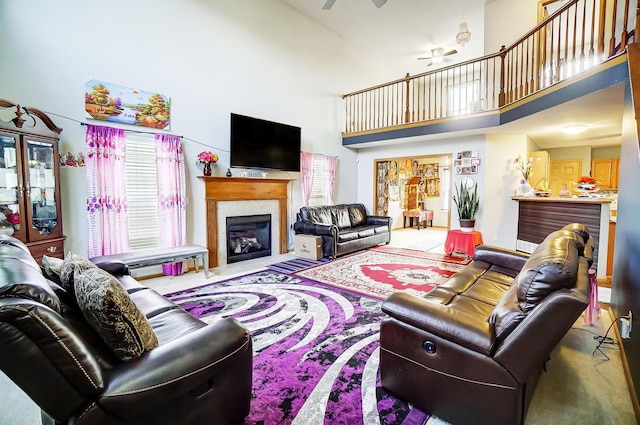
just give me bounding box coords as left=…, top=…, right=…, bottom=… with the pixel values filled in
left=230, top=113, right=301, bottom=172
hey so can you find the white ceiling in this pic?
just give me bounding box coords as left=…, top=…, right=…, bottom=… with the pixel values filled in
left=281, top=0, right=624, bottom=148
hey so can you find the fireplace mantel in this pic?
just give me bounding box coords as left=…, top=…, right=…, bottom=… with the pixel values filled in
left=199, top=177, right=291, bottom=267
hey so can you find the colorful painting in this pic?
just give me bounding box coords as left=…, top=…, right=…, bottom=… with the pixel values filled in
left=84, top=79, right=170, bottom=130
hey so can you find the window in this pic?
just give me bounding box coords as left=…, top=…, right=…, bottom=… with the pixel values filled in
left=448, top=79, right=480, bottom=116
left=309, top=154, right=327, bottom=206
left=124, top=135, right=160, bottom=251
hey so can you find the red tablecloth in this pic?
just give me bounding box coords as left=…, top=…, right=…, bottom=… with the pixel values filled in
left=444, top=230, right=483, bottom=258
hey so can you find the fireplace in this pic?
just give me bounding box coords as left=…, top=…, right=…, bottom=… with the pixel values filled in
left=226, top=214, right=272, bottom=264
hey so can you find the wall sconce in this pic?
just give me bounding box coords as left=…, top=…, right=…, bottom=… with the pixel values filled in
left=456, top=20, right=471, bottom=47
left=561, top=125, right=588, bottom=135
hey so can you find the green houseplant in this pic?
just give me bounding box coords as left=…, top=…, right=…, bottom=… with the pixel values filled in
left=452, top=180, right=479, bottom=232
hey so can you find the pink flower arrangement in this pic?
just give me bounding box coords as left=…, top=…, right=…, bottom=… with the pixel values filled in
left=196, top=151, right=218, bottom=165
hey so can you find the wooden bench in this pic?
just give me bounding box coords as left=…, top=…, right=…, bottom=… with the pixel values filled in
left=91, top=244, right=211, bottom=278
left=403, top=209, right=434, bottom=230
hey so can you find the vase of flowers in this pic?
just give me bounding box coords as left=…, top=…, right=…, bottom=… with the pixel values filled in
left=514, top=154, right=534, bottom=193
left=196, top=151, right=219, bottom=176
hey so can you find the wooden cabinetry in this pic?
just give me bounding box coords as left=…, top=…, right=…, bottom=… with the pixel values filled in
left=591, top=158, right=620, bottom=189
left=0, top=99, right=65, bottom=262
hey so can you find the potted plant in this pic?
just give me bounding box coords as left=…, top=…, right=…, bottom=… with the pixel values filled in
left=452, top=179, right=479, bottom=232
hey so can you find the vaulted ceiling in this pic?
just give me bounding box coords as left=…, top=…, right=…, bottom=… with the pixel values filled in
left=281, top=0, right=624, bottom=148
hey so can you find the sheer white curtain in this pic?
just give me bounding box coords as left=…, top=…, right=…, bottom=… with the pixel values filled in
left=300, top=151, right=315, bottom=206
left=85, top=124, right=130, bottom=258
left=155, top=134, right=187, bottom=275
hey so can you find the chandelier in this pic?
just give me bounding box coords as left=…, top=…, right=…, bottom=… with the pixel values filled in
left=456, top=20, right=471, bottom=46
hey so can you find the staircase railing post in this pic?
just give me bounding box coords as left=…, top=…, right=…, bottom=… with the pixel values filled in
left=404, top=73, right=410, bottom=124
left=499, top=46, right=506, bottom=107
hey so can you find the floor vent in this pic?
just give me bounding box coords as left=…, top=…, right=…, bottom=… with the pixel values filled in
left=516, top=239, right=538, bottom=254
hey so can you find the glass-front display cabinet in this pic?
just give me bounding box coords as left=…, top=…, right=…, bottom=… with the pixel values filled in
left=0, top=99, right=65, bottom=262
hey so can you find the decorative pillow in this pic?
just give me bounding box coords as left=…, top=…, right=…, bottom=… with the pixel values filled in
left=42, top=255, right=64, bottom=286
left=74, top=266, right=158, bottom=361
left=60, top=251, right=97, bottom=296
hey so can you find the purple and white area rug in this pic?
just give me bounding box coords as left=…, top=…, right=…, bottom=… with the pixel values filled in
left=164, top=270, right=439, bottom=425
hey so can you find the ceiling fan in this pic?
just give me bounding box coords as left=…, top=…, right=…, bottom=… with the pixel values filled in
left=322, top=0, right=387, bottom=10
left=418, top=47, right=458, bottom=66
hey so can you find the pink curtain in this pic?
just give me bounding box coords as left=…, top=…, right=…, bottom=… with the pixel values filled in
left=155, top=134, right=187, bottom=275
left=323, top=155, right=337, bottom=205
left=300, top=151, right=315, bottom=206
left=85, top=124, right=130, bottom=258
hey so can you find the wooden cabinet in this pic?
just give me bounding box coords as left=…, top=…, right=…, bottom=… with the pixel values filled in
left=591, top=158, right=620, bottom=189
left=0, top=99, right=65, bottom=262
left=529, top=150, right=550, bottom=188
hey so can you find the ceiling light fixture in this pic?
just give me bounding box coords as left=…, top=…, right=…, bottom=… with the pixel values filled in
left=431, top=48, right=445, bottom=64
left=561, top=125, right=588, bottom=135
left=456, top=20, right=471, bottom=46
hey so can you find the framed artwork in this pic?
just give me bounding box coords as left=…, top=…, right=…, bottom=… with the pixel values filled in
left=84, top=79, right=171, bottom=130
left=456, top=151, right=481, bottom=175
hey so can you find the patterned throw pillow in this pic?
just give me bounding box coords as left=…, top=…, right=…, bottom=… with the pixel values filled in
left=42, top=255, right=64, bottom=286
left=74, top=266, right=159, bottom=361
left=60, top=251, right=97, bottom=295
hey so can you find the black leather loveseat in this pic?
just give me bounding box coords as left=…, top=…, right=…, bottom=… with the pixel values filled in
left=379, top=223, right=593, bottom=425
left=0, top=235, right=252, bottom=425
left=293, top=203, right=392, bottom=258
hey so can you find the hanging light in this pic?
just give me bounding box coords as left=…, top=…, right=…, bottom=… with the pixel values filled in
left=456, top=20, right=471, bottom=47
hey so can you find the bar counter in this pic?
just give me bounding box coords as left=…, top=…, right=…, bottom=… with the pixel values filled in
left=512, top=196, right=612, bottom=277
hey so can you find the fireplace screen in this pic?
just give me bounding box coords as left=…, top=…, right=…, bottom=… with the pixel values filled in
left=226, top=214, right=272, bottom=264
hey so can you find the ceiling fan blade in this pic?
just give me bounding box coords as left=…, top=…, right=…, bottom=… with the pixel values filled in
left=417, top=57, right=432, bottom=60
left=443, top=49, right=458, bottom=57
left=322, top=0, right=336, bottom=10
left=371, top=0, right=387, bottom=8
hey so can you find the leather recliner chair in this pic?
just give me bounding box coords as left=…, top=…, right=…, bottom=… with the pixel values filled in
left=0, top=235, right=253, bottom=425
left=379, top=224, right=593, bottom=425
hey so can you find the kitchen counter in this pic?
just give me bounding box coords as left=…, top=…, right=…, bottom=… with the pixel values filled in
left=511, top=196, right=613, bottom=204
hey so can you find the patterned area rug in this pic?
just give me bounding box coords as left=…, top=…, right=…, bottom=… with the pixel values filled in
left=371, top=246, right=472, bottom=265
left=164, top=270, right=435, bottom=425
left=267, top=256, right=330, bottom=273
left=296, top=248, right=468, bottom=300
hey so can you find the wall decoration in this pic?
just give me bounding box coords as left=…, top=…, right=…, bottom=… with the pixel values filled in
left=84, top=79, right=171, bottom=130
left=424, top=163, right=440, bottom=197
left=455, top=151, right=480, bottom=175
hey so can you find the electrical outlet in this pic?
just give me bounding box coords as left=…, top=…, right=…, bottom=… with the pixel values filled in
left=629, top=311, right=633, bottom=335
left=621, top=318, right=630, bottom=339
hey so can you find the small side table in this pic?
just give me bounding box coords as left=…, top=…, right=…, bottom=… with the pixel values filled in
left=444, top=230, right=483, bottom=258
left=403, top=210, right=434, bottom=230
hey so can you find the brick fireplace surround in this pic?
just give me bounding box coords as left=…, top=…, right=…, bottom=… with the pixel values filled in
left=199, top=177, right=291, bottom=268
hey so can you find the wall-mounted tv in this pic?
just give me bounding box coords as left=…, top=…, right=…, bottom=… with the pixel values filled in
left=230, top=113, right=301, bottom=172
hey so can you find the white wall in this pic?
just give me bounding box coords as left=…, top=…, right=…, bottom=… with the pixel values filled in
left=0, top=0, right=389, bottom=255
left=484, top=0, right=540, bottom=53
left=484, top=134, right=529, bottom=249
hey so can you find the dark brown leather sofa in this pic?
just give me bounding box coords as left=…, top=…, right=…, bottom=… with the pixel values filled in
left=293, top=203, right=391, bottom=258
left=380, top=223, right=593, bottom=425
left=0, top=235, right=252, bottom=425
